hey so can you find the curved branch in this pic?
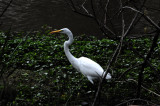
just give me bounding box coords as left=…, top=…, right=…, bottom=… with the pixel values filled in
left=123, top=6, right=160, bottom=30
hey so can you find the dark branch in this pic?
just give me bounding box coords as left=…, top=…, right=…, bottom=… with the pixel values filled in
left=123, top=6, right=160, bottom=30
left=0, top=0, right=13, bottom=18
left=137, top=30, right=160, bottom=98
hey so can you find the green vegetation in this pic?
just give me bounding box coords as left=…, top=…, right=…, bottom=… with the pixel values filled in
left=0, top=28, right=160, bottom=105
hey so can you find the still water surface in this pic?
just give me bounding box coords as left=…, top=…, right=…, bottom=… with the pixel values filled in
left=1, top=0, right=102, bottom=36
left=1, top=0, right=160, bottom=37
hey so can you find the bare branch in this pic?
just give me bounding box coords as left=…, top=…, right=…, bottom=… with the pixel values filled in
left=123, top=6, right=160, bottom=30
left=128, top=79, right=160, bottom=97
left=120, top=0, right=125, bottom=36
left=104, top=0, right=110, bottom=24
left=116, top=98, right=157, bottom=106
left=0, top=0, right=13, bottom=18
left=81, top=0, right=90, bottom=14
left=66, top=1, right=160, bottom=104
left=123, top=13, right=138, bottom=37
left=137, top=31, right=160, bottom=98
left=92, top=34, right=125, bottom=105
left=66, top=0, right=93, bottom=18
left=118, top=63, right=142, bottom=80
left=115, top=78, right=159, bottom=106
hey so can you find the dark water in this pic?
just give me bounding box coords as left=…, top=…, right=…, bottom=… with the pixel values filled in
left=0, top=0, right=102, bottom=36
left=0, top=0, right=160, bottom=37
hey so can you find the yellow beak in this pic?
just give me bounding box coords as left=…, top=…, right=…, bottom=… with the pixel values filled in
left=49, top=30, right=62, bottom=34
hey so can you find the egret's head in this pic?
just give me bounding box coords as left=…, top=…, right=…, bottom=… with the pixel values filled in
left=50, top=28, right=71, bottom=35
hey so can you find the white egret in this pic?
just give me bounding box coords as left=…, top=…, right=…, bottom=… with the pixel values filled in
left=50, top=28, right=111, bottom=84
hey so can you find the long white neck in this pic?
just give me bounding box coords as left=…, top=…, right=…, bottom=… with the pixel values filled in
left=64, top=32, right=78, bottom=69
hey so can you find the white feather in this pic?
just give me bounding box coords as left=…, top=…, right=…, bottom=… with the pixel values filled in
left=51, top=28, right=111, bottom=84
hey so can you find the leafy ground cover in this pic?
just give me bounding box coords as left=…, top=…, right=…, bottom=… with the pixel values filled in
left=0, top=28, right=160, bottom=105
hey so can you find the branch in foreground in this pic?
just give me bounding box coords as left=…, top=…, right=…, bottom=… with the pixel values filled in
left=123, top=6, right=160, bottom=30
left=115, top=98, right=157, bottom=106
left=118, top=63, right=142, bottom=80
left=66, top=0, right=93, bottom=18
left=137, top=31, right=159, bottom=98
left=92, top=36, right=124, bottom=105
left=128, top=79, right=160, bottom=97
left=115, top=78, right=159, bottom=106
left=0, top=0, right=13, bottom=18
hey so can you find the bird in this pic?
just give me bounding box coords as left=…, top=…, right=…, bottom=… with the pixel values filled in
left=50, top=28, right=111, bottom=84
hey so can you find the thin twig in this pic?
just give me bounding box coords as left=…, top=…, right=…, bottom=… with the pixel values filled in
left=118, top=63, right=142, bottom=80
left=128, top=79, right=160, bottom=97
left=81, top=0, right=90, bottom=15
left=0, top=0, right=13, bottom=18
left=127, top=40, right=160, bottom=81
left=92, top=36, right=124, bottom=106
left=66, top=0, right=93, bottom=18
left=10, top=31, right=31, bottom=58
left=123, top=6, right=160, bottom=30
left=104, top=0, right=110, bottom=24
left=115, top=98, right=157, bottom=106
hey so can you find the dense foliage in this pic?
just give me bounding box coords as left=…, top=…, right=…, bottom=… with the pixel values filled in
left=0, top=29, right=160, bottom=105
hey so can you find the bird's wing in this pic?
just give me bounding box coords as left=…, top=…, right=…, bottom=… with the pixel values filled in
left=78, top=57, right=104, bottom=78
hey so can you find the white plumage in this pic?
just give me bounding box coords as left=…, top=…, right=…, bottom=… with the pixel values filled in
left=50, top=28, right=111, bottom=84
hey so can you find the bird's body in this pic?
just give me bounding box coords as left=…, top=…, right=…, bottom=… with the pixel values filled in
left=77, top=57, right=111, bottom=84
left=50, top=28, right=111, bottom=84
